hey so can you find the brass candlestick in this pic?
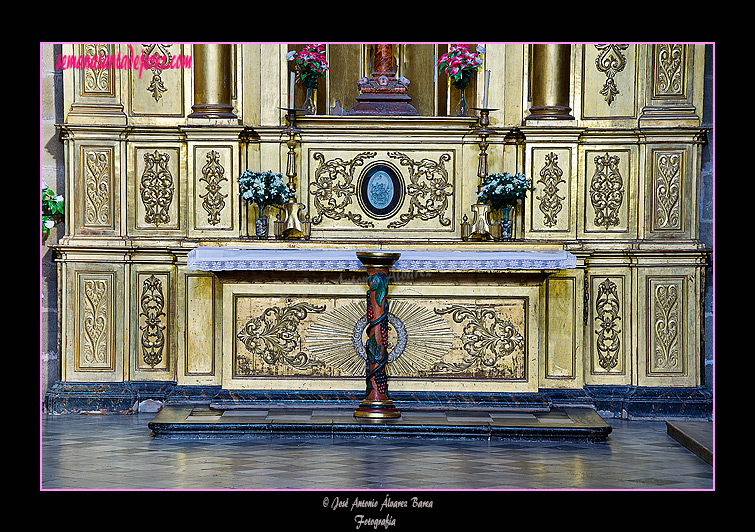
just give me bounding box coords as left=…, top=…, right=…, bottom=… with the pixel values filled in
left=275, top=107, right=311, bottom=239
left=462, top=108, right=501, bottom=241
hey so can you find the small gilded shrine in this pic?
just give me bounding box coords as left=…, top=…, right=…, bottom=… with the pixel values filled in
left=47, top=43, right=711, bottom=419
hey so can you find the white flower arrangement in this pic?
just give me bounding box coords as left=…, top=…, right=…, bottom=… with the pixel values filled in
left=477, top=172, right=534, bottom=211
left=237, top=170, right=293, bottom=210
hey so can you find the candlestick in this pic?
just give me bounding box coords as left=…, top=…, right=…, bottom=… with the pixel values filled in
left=289, top=72, right=295, bottom=109
left=483, top=70, right=490, bottom=109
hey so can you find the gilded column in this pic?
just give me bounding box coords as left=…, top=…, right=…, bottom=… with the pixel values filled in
left=528, top=44, right=574, bottom=120
left=188, top=44, right=237, bottom=119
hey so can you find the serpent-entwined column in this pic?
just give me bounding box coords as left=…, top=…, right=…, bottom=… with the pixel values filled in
left=354, top=252, right=401, bottom=419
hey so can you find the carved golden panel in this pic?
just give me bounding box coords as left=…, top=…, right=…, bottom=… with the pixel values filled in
left=652, top=44, right=687, bottom=99
left=223, top=283, right=539, bottom=393
left=136, top=272, right=171, bottom=372
left=305, top=148, right=456, bottom=238
left=582, top=149, right=634, bottom=236
left=529, top=148, right=572, bottom=234
left=133, top=146, right=182, bottom=232
left=587, top=274, right=628, bottom=378
left=128, top=43, right=185, bottom=117
left=191, top=146, right=235, bottom=232
left=232, top=295, right=527, bottom=381
left=78, top=145, right=116, bottom=233
left=651, top=149, right=685, bottom=233
left=647, top=277, right=685, bottom=375
left=581, top=44, right=637, bottom=119
left=75, top=272, right=116, bottom=372
left=80, top=44, right=116, bottom=98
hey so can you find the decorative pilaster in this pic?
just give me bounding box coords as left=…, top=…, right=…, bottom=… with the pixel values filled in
left=527, top=44, right=574, bottom=120
left=188, top=44, right=237, bottom=120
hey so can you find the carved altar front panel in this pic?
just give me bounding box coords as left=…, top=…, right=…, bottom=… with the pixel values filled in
left=176, top=271, right=220, bottom=385
left=222, top=282, right=539, bottom=393
left=540, top=272, right=583, bottom=386
left=305, top=147, right=458, bottom=239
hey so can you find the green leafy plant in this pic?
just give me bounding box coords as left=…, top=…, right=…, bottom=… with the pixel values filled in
left=237, top=170, right=293, bottom=210
left=42, top=182, right=64, bottom=236
left=477, top=172, right=534, bottom=211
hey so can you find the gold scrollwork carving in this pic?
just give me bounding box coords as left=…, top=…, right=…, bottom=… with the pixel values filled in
left=590, top=153, right=624, bottom=229
left=655, top=152, right=681, bottom=230
left=594, top=278, right=621, bottom=371
left=236, top=302, right=327, bottom=374
left=536, top=152, right=565, bottom=227
left=386, top=151, right=453, bottom=229
left=82, top=44, right=111, bottom=95
left=434, top=304, right=524, bottom=378
left=654, top=283, right=680, bottom=371
left=655, top=44, right=684, bottom=97
left=142, top=44, right=172, bottom=102
left=199, top=150, right=227, bottom=226
left=84, top=150, right=110, bottom=227
left=595, top=44, right=628, bottom=105
left=309, top=151, right=376, bottom=228
left=140, top=150, right=174, bottom=227
left=139, top=275, right=166, bottom=368
left=82, top=279, right=108, bottom=365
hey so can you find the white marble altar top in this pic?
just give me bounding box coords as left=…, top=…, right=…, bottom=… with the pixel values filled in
left=187, top=247, right=576, bottom=271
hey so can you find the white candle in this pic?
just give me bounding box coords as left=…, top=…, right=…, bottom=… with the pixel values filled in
left=483, top=70, right=490, bottom=109
left=289, top=72, right=295, bottom=109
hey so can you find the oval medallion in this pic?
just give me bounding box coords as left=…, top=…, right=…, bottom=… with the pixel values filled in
left=358, top=162, right=404, bottom=220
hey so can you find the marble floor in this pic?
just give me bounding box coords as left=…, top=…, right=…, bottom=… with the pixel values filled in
left=40, top=410, right=714, bottom=491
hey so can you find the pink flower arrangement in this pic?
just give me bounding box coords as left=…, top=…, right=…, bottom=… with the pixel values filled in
left=286, top=44, right=329, bottom=89
left=437, top=44, right=485, bottom=88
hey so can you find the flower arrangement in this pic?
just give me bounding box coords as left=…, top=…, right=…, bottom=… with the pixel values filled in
left=286, top=44, right=329, bottom=89
left=42, top=181, right=64, bottom=236
left=237, top=170, right=294, bottom=210
left=438, top=44, right=485, bottom=89
left=477, top=172, right=534, bottom=211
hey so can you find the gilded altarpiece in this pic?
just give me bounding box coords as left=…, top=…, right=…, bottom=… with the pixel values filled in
left=50, top=43, right=710, bottom=414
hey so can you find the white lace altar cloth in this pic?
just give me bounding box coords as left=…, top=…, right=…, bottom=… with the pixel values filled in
left=187, top=247, right=576, bottom=271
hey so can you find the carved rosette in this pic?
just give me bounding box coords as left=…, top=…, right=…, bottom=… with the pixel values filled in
left=536, top=152, right=565, bottom=227
left=199, top=150, right=227, bottom=226
left=590, top=153, right=624, bottom=229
